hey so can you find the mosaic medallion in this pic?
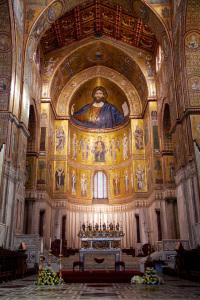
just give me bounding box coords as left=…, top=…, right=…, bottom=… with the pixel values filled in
left=48, top=1, right=63, bottom=22
left=185, top=31, right=200, bottom=50
left=0, top=77, right=9, bottom=94
left=188, top=76, right=200, bottom=92
left=0, top=33, right=11, bottom=52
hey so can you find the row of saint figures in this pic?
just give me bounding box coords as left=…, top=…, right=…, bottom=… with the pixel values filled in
left=69, top=132, right=132, bottom=162
left=55, top=166, right=146, bottom=195
left=55, top=126, right=144, bottom=162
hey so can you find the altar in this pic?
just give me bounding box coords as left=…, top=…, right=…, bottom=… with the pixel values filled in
left=78, top=223, right=125, bottom=270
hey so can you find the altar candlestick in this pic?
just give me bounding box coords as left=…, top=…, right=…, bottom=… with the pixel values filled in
left=49, top=237, right=51, bottom=250
left=41, top=237, right=44, bottom=254
left=60, top=238, right=62, bottom=255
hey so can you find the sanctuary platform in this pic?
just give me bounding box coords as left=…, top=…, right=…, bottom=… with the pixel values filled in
left=62, top=270, right=142, bottom=283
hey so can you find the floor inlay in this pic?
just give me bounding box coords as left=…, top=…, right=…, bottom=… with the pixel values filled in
left=0, top=275, right=200, bottom=299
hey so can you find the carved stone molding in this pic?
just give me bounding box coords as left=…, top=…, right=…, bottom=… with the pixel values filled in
left=52, top=198, right=149, bottom=211
left=162, top=189, right=177, bottom=200
left=175, top=160, right=197, bottom=185
left=3, top=162, right=18, bottom=182
left=25, top=190, right=52, bottom=206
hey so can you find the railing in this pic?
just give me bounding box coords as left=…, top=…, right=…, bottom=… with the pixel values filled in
left=0, top=248, right=27, bottom=282
left=0, top=223, right=6, bottom=247
left=155, top=239, right=190, bottom=251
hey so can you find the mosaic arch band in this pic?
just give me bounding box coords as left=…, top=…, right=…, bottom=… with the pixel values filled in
left=71, top=86, right=128, bottom=129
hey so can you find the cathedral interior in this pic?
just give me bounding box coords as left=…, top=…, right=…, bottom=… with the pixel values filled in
left=1, top=0, right=200, bottom=287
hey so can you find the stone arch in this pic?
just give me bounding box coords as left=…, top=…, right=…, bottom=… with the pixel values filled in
left=0, top=1, right=13, bottom=114
left=26, top=0, right=169, bottom=59
left=46, top=38, right=150, bottom=108
left=0, top=0, right=26, bottom=122
left=56, top=66, right=142, bottom=117
left=22, top=0, right=170, bottom=123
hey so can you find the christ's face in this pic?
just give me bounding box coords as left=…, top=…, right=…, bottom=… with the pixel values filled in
left=94, top=90, right=104, bottom=102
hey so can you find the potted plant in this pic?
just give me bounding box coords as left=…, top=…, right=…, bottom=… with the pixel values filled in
left=36, top=267, right=63, bottom=286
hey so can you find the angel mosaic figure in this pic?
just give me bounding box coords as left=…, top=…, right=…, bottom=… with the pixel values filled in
left=134, top=126, right=144, bottom=150
left=113, top=174, right=120, bottom=195
left=81, top=173, right=87, bottom=196
left=72, top=133, right=77, bottom=160
left=109, top=138, right=119, bottom=161
left=55, top=127, right=65, bottom=151
left=55, top=168, right=65, bottom=190
left=122, top=133, right=129, bottom=160
left=71, top=170, right=76, bottom=195
left=124, top=170, right=129, bottom=192
left=135, top=166, right=145, bottom=190
left=79, top=138, right=85, bottom=160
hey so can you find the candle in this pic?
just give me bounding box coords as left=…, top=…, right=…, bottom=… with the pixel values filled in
left=60, top=238, right=62, bottom=255
left=49, top=237, right=51, bottom=250
left=41, top=237, right=44, bottom=254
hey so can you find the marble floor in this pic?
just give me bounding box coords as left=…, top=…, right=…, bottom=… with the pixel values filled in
left=0, top=275, right=200, bottom=300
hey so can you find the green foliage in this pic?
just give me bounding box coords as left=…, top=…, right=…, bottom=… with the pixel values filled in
left=131, top=268, right=163, bottom=285
left=143, top=267, right=160, bottom=285
left=131, top=275, right=144, bottom=284
left=36, top=268, right=64, bottom=286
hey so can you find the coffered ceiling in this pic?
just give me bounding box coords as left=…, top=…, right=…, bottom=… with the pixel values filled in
left=40, top=0, right=157, bottom=55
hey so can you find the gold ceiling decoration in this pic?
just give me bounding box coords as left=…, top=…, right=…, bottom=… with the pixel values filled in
left=40, top=0, right=157, bottom=55
left=50, top=41, right=148, bottom=106
left=56, top=66, right=142, bottom=117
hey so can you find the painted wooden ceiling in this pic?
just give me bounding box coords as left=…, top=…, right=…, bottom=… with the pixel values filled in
left=40, top=0, right=157, bottom=54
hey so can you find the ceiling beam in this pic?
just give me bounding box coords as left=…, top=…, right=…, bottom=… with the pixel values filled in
left=95, top=0, right=102, bottom=37
left=40, top=2, right=157, bottom=54
left=135, top=18, right=143, bottom=48
left=115, top=5, right=122, bottom=40
left=74, top=6, right=82, bottom=40
left=52, top=21, right=64, bottom=48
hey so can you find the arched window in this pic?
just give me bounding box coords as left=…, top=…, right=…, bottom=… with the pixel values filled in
left=93, top=171, right=107, bottom=199
left=156, top=45, right=163, bottom=72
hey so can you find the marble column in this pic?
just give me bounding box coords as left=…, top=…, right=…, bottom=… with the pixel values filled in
left=175, top=161, right=200, bottom=247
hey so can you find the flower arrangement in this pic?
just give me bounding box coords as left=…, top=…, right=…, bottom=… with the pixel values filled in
left=131, top=268, right=163, bottom=285
left=36, top=268, right=64, bottom=286
left=131, top=275, right=144, bottom=284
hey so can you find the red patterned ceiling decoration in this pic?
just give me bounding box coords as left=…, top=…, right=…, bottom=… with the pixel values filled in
left=40, top=0, right=157, bottom=54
